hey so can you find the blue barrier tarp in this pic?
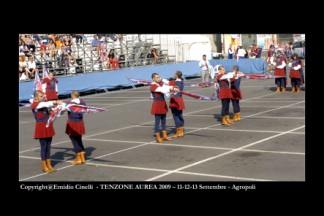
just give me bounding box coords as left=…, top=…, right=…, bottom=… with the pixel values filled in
left=209, top=58, right=266, bottom=74
left=19, top=59, right=266, bottom=102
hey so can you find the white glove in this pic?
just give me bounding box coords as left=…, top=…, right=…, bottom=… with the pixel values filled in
left=162, top=78, right=169, bottom=85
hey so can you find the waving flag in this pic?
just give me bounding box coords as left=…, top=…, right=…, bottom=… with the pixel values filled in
left=126, top=77, right=219, bottom=101
left=46, top=104, right=64, bottom=127
left=46, top=103, right=107, bottom=127
left=66, top=104, right=107, bottom=114
left=42, top=65, right=49, bottom=79
left=181, top=90, right=215, bottom=101
left=19, top=103, right=31, bottom=107
left=184, top=81, right=215, bottom=87
left=244, top=73, right=275, bottom=79
left=126, top=77, right=151, bottom=85
left=29, top=69, right=43, bottom=102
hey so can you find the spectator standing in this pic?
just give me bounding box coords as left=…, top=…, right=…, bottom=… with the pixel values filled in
left=228, top=45, right=234, bottom=59
left=198, top=54, right=212, bottom=87
left=91, top=35, right=100, bottom=57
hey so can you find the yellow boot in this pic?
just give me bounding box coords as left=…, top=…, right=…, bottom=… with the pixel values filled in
left=225, top=115, right=233, bottom=124
left=46, top=159, right=56, bottom=172
left=282, top=87, right=286, bottom=93
left=276, top=87, right=280, bottom=93
left=233, top=113, right=239, bottom=122
left=297, top=87, right=300, bottom=93
left=179, top=126, right=184, bottom=137
left=291, top=87, right=295, bottom=93
left=221, top=116, right=230, bottom=125
left=80, top=151, right=86, bottom=164
left=41, top=160, right=52, bottom=173
left=155, top=132, right=163, bottom=143
left=71, top=152, right=82, bottom=165
left=162, top=130, right=172, bottom=141
left=236, top=112, right=241, bottom=121
left=172, top=128, right=181, bottom=138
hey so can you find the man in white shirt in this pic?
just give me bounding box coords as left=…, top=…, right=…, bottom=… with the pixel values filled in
left=198, top=54, right=212, bottom=87
left=237, top=46, right=246, bottom=59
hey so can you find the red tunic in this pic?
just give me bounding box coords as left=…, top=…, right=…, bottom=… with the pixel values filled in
left=31, top=101, right=55, bottom=139
left=274, top=59, right=286, bottom=77
left=169, top=79, right=185, bottom=110
left=217, top=74, right=233, bottom=100
left=231, top=78, right=242, bottom=100
left=65, top=100, right=86, bottom=136
left=42, top=77, right=58, bottom=101
left=289, top=61, right=302, bottom=79
left=150, top=83, right=168, bottom=114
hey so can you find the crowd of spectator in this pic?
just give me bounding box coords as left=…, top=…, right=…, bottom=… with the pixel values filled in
left=18, top=34, right=170, bottom=81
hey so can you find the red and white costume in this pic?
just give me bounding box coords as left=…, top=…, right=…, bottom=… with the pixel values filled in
left=274, top=57, right=286, bottom=77
left=289, top=60, right=302, bottom=79
left=150, top=80, right=174, bottom=114
left=65, top=98, right=86, bottom=136
left=31, top=100, right=56, bottom=139
left=167, top=79, right=185, bottom=110
left=42, top=77, right=58, bottom=101
left=217, top=73, right=234, bottom=100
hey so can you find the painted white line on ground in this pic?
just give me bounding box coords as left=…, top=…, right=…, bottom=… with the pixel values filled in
left=19, top=140, right=157, bottom=181
left=186, top=114, right=305, bottom=120
left=146, top=125, right=305, bottom=181
left=19, top=121, right=34, bottom=125
left=84, top=104, right=122, bottom=106
left=243, top=116, right=305, bottom=120
left=18, top=99, right=148, bottom=125
left=19, top=92, right=305, bottom=181
left=86, top=97, right=150, bottom=99
left=239, top=106, right=305, bottom=108
left=19, top=155, right=272, bottom=181
left=135, top=125, right=305, bottom=134
left=83, top=138, right=305, bottom=155
left=82, top=138, right=145, bottom=144
left=19, top=92, right=277, bottom=153
left=85, top=99, right=145, bottom=101
left=242, top=100, right=304, bottom=103
left=176, top=170, right=272, bottom=181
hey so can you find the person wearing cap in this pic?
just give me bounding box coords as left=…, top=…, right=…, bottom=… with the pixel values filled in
left=288, top=53, right=303, bottom=93
left=272, top=50, right=287, bottom=93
